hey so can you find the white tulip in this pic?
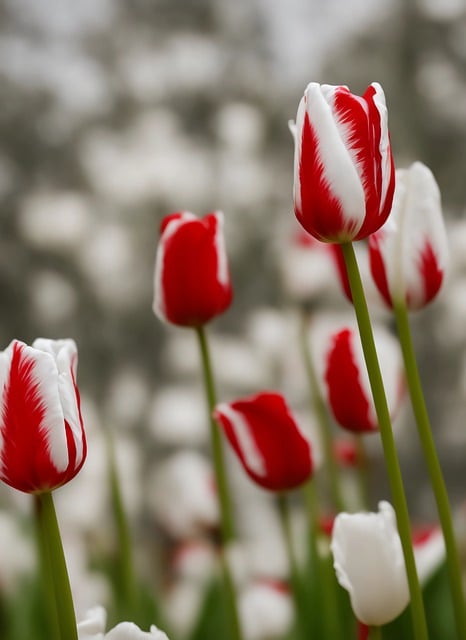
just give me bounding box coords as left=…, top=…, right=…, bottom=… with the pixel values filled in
left=331, top=501, right=410, bottom=626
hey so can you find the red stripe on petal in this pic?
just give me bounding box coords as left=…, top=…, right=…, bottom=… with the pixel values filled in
left=296, top=113, right=348, bottom=242
left=419, top=240, right=443, bottom=307
left=0, top=343, right=61, bottom=492
left=324, top=330, right=377, bottom=433
left=368, top=232, right=393, bottom=308
left=214, top=392, right=313, bottom=491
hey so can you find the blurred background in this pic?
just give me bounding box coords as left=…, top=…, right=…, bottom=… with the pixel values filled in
left=0, top=0, right=466, bottom=628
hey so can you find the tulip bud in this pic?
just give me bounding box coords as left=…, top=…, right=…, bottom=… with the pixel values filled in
left=213, top=392, right=313, bottom=491
left=314, top=321, right=404, bottom=433
left=0, top=338, right=86, bottom=494
left=292, top=82, right=395, bottom=243
left=153, top=211, right=233, bottom=327
left=331, top=501, right=410, bottom=626
left=369, top=162, right=449, bottom=311
left=239, top=580, right=293, bottom=640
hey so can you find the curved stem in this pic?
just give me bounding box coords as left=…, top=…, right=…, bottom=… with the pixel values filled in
left=394, top=298, right=466, bottom=638
left=35, top=492, right=78, bottom=640
left=195, top=325, right=242, bottom=640
left=340, top=242, right=428, bottom=640
left=299, top=311, right=346, bottom=512
left=106, top=426, right=139, bottom=619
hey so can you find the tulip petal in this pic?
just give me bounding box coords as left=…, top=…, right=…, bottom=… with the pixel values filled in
left=214, top=392, right=313, bottom=491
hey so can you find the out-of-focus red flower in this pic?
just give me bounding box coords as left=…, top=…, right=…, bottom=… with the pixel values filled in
left=213, top=392, right=313, bottom=491
left=292, top=82, right=395, bottom=243
left=369, top=162, right=449, bottom=311
left=153, top=211, right=233, bottom=327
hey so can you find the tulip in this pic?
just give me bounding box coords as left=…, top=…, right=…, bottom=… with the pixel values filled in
left=413, top=526, right=445, bottom=585
left=292, top=82, right=395, bottom=243
left=239, top=580, right=293, bottom=640
left=213, top=391, right=313, bottom=491
left=368, top=161, right=449, bottom=311
left=331, top=501, right=410, bottom=626
left=0, top=338, right=86, bottom=494
left=153, top=211, right=233, bottom=327
left=313, top=321, right=404, bottom=433
left=78, top=606, right=169, bottom=640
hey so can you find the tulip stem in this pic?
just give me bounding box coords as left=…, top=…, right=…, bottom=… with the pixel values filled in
left=299, top=311, right=346, bottom=512
left=105, top=426, right=139, bottom=620
left=369, top=625, right=382, bottom=640
left=340, top=242, right=428, bottom=640
left=34, top=492, right=78, bottom=640
left=34, top=496, right=60, bottom=640
left=393, top=298, right=466, bottom=638
left=195, top=325, right=243, bottom=640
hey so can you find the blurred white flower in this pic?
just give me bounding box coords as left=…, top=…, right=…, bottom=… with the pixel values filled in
left=18, top=191, right=92, bottom=252
left=413, top=527, right=446, bottom=585
left=147, top=451, right=219, bottom=539
left=239, top=580, right=293, bottom=640
left=0, top=511, right=35, bottom=593
left=28, top=270, right=78, bottom=325
left=215, top=103, right=265, bottom=154
left=147, top=385, right=208, bottom=447
left=105, top=367, right=151, bottom=431
left=78, top=606, right=169, bottom=640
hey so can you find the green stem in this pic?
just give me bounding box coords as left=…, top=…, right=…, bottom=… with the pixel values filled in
left=369, top=625, right=382, bottom=640
left=304, top=481, right=345, bottom=640
left=35, top=492, right=78, bottom=640
left=394, top=298, right=466, bottom=638
left=340, top=242, right=428, bottom=640
left=34, top=496, right=60, bottom=640
left=195, top=325, right=242, bottom=640
left=196, top=325, right=235, bottom=542
left=106, top=427, right=139, bottom=619
left=299, top=311, right=346, bottom=513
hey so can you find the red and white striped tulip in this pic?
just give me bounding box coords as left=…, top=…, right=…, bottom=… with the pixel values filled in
left=369, top=161, right=449, bottom=311
left=153, top=211, right=233, bottom=327
left=213, top=392, right=313, bottom=491
left=292, top=82, right=395, bottom=243
left=0, top=338, right=86, bottom=494
left=331, top=501, right=410, bottom=626
left=313, top=322, right=404, bottom=433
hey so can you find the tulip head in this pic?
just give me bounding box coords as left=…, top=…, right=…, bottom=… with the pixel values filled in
left=0, top=338, right=86, bottom=494
left=331, top=501, right=410, bottom=626
left=213, top=391, right=313, bottom=491
left=153, top=211, right=233, bottom=327
left=293, top=82, right=395, bottom=243
left=314, top=322, right=404, bottom=433
left=369, top=161, right=449, bottom=311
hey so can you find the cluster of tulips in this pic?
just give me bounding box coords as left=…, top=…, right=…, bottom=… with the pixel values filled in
left=0, top=80, right=459, bottom=640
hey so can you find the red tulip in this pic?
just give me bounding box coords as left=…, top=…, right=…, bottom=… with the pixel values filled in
left=213, top=392, right=313, bottom=491
left=0, top=339, right=86, bottom=494
left=369, top=162, right=449, bottom=311
left=315, top=323, right=404, bottom=433
left=153, top=211, right=233, bottom=327
left=292, top=82, right=395, bottom=243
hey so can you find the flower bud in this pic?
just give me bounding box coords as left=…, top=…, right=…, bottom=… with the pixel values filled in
left=0, top=338, right=86, bottom=494
left=292, top=82, right=395, bottom=243
left=331, top=501, right=410, bottom=626
left=153, top=211, right=233, bottom=327
left=213, top=392, right=313, bottom=491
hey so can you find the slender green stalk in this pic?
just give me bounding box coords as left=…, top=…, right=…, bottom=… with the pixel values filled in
left=394, top=298, right=466, bottom=638
left=369, top=625, right=382, bottom=640
left=299, top=311, right=346, bottom=512
left=105, top=427, right=139, bottom=619
left=304, top=481, right=345, bottom=640
left=340, top=242, right=428, bottom=640
left=34, top=496, right=60, bottom=640
left=35, top=492, right=78, bottom=640
left=195, top=325, right=242, bottom=640
left=277, top=493, right=304, bottom=639
left=195, top=325, right=235, bottom=542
